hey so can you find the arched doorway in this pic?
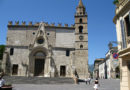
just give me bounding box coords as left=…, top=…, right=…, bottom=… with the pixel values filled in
left=29, top=46, right=48, bottom=77
left=34, top=52, right=45, bottom=76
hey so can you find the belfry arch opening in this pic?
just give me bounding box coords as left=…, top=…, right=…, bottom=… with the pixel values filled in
left=80, top=45, right=83, bottom=49
left=79, top=18, right=82, bottom=23
left=79, top=26, right=83, bottom=33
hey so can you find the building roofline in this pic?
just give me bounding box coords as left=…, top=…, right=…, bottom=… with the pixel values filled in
left=113, top=1, right=130, bottom=24
left=8, top=25, right=75, bottom=30
left=7, top=21, right=75, bottom=29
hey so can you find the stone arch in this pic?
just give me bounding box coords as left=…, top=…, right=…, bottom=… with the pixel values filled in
left=79, top=18, right=82, bottom=23
left=29, top=46, right=48, bottom=57
left=80, top=45, right=83, bottom=49
left=79, top=26, right=83, bottom=33
left=29, top=46, right=48, bottom=76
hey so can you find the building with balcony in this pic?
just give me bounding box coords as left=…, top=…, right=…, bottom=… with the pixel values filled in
left=98, top=47, right=119, bottom=79
left=113, top=0, right=130, bottom=90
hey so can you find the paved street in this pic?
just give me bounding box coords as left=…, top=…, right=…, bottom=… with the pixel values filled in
left=12, top=79, right=120, bottom=90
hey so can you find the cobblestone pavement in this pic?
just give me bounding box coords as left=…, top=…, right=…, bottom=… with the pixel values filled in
left=12, top=79, right=120, bottom=90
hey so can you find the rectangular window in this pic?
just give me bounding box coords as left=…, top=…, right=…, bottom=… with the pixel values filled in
left=10, top=48, right=14, bottom=55
left=66, top=50, right=70, bottom=56
left=12, top=64, right=18, bottom=75
left=120, top=19, right=127, bottom=49
left=125, top=15, right=130, bottom=36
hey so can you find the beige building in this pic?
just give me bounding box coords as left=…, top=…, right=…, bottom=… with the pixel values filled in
left=2, top=0, right=89, bottom=79
left=93, top=58, right=104, bottom=79
left=113, top=0, right=130, bottom=90
left=98, top=47, right=119, bottom=79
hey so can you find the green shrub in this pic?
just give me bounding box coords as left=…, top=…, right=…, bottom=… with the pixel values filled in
left=0, top=45, right=5, bottom=60
left=113, top=0, right=119, bottom=5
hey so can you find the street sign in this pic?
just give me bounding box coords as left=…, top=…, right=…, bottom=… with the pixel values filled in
left=113, top=53, right=118, bottom=59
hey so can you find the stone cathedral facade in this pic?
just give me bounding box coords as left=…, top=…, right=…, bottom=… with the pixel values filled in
left=2, top=0, right=89, bottom=79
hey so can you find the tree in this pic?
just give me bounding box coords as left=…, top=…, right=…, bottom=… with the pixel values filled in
left=0, top=45, right=5, bottom=60
left=113, top=0, right=119, bottom=5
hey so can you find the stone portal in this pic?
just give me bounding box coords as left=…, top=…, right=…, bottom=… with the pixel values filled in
left=60, top=66, right=66, bottom=77
left=34, top=59, right=45, bottom=76
left=29, top=46, right=48, bottom=77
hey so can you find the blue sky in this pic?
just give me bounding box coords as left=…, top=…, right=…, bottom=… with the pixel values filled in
left=0, top=0, right=117, bottom=65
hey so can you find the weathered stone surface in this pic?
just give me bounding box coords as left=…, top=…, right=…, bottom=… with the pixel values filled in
left=2, top=0, right=89, bottom=79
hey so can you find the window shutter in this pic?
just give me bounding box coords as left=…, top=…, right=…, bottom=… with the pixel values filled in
left=120, top=19, right=127, bottom=49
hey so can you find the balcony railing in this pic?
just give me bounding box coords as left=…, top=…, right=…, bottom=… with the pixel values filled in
left=119, top=0, right=129, bottom=5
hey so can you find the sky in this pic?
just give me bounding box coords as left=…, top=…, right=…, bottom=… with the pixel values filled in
left=0, top=0, right=117, bottom=65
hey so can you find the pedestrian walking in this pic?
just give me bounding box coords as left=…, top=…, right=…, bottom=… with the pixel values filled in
left=93, top=78, right=100, bottom=90
left=85, top=78, right=87, bottom=84
left=75, top=74, right=79, bottom=84
left=73, top=70, right=79, bottom=84
left=87, top=77, right=91, bottom=85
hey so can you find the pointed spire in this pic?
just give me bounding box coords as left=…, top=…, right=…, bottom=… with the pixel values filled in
left=78, top=0, right=85, bottom=8
left=75, top=0, right=87, bottom=16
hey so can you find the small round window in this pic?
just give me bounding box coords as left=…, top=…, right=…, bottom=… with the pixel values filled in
left=37, top=38, right=44, bottom=44
left=79, top=35, right=84, bottom=40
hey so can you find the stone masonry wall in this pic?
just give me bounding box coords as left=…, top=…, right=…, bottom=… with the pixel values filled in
left=6, top=47, right=29, bottom=76
left=53, top=49, right=74, bottom=77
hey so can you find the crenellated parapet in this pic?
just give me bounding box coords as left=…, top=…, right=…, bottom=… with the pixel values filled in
left=8, top=21, right=75, bottom=28
left=8, top=21, right=38, bottom=26
left=28, top=22, right=33, bottom=26
left=71, top=24, right=75, bottom=27
left=34, top=22, right=40, bottom=26
left=58, top=23, right=62, bottom=27
left=8, top=21, right=13, bottom=25
left=51, top=23, right=55, bottom=26
left=44, top=22, right=49, bottom=26
left=15, top=21, right=19, bottom=25
left=64, top=24, right=68, bottom=27
left=22, top=21, right=26, bottom=25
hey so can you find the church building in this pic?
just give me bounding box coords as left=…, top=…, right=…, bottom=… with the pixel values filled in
left=2, top=0, right=89, bottom=79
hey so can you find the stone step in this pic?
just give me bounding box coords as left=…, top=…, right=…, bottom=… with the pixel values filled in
left=3, top=76, right=74, bottom=84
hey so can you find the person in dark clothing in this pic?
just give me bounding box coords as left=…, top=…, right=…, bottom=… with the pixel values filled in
left=93, top=78, right=100, bottom=90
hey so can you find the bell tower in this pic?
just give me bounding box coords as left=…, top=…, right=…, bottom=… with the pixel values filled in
left=74, top=0, right=88, bottom=79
